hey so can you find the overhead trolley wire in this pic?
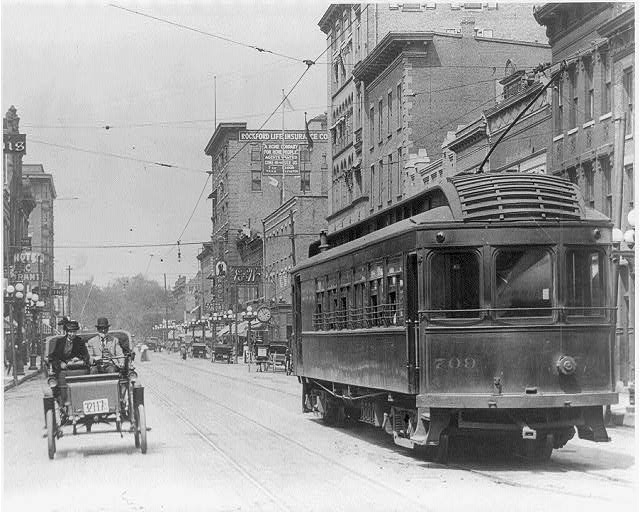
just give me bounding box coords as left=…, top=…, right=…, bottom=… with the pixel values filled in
left=109, top=3, right=305, bottom=64
left=164, top=6, right=370, bottom=258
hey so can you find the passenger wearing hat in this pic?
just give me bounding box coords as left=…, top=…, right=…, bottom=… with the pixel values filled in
left=87, top=317, right=124, bottom=373
left=49, top=320, right=90, bottom=373
left=49, top=320, right=90, bottom=406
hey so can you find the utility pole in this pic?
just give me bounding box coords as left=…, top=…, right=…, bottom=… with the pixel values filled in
left=66, top=265, right=72, bottom=318
left=281, top=88, right=285, bottom=205
left=163, top=273, right=168, bottom=349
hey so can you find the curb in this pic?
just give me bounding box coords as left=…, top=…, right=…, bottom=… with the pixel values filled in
left=3, top=369, right=43, bottom=392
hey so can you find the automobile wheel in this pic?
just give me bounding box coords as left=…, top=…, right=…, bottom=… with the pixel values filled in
left=138, top=404, right=147, bottom=454
left=46, top=409, right=56, bottom=460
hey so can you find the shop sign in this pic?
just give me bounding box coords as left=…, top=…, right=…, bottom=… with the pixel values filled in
left=238, top=130, right=328, bottom=142
left=263, top=143, right=299, bottom=175
left=229, top=266, right=262, bottom=283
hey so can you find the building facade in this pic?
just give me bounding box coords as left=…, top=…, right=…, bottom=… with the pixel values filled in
left=203, top=116, right=328, bottom=313
left=441, top=68, right=552, bottom=177
left=319, top=3, right=550, bottom=235
left=534, top=2, right=635, bottom=385
left=263, top=194, right=328, bottom=341
left=22, top=164, right=56, bottom=289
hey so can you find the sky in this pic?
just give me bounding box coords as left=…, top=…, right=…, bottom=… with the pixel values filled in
left=2, top=0, right=330, bottom=287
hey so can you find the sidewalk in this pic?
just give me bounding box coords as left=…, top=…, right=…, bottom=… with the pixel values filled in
left=3, top=356, right=44, bottom=391
left=610, top=382, right=635, bottom=428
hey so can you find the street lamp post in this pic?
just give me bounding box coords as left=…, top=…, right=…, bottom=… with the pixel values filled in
left=4, top=282, right=25, bottom=383
left=242, top=306, right=256, bottom=364
left=25, top=292, right=45, bottom=370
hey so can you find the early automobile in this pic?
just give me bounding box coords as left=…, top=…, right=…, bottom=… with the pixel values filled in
left=43, top=330, right=147, bottom=459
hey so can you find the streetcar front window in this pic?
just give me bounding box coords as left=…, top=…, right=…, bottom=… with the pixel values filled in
left=566, top=248, right=605, bottom=316
left=429, top=251, right=480, bottom=318
left=495, top=248, right=552, bottom=317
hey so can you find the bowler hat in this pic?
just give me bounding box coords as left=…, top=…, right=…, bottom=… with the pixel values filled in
left=57, top=316, right=69, bottom=327
left=96, top=317, right=110, bottom=329
left=65, top=320, right=80, bottom=331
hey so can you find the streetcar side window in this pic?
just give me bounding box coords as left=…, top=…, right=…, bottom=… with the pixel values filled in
left=429, top=251, right=480, bottom=318
left=566, top=248, right=605, bottom=316
left=494, top=248, right=552, bottom=317
left=314, top=278, right=324, bottom=330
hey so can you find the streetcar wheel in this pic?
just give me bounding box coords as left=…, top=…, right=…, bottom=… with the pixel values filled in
left=520, top=433, right=554, bottom=462
left=434, top=432, right=449, bottom=464
left=318, top=392, right=345, bottom=426
left=138, top=404, right=147, bottom=454
left=46, top=409, right=56, bottom=460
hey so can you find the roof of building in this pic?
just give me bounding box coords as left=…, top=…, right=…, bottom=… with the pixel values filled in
left=353, top=32, right=434, bottom=84
left=22, top=164, right=57, bottom=198
left=204, top=122, right=247, bottom=156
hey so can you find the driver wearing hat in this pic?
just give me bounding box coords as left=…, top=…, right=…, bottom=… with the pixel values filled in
left=87, top=317, right=124, bottom=373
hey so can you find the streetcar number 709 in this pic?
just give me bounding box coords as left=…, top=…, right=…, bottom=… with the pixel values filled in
left=434, top=357, right=476, bottom=370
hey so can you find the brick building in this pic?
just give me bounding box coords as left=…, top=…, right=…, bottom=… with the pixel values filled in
left=263, top=194, right=328, bottom=341
left=441, top=68, right=552, bottom=177
left=319, top=3, right=550, bottom=235
left=22, top=165, right=56, bottom=288
left=534, top=2, right=635, bottom=385
left=203, top=116, right=328, bottom=313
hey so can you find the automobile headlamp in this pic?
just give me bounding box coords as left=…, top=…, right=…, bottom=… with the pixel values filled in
left=47, top=376, right=57, bottom=388
left=128, top=370, right=138, bottom=382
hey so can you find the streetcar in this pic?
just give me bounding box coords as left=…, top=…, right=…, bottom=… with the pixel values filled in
left=292, top=172, right=617, bottom=461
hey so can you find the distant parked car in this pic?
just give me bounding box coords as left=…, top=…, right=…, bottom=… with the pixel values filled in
left=146, top=337, right=159, bottom=352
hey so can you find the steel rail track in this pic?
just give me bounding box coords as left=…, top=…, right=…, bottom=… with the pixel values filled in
left=149, top=382, right=289, bottom=511
left=143, top=366, right=428, bottom=510
left=154, top=353, right=299, bottom=398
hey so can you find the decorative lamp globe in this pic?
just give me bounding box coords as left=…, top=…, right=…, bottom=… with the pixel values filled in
left=612, top=228, right=624, bottom=243
left=6, top=285, right=15, bottom=294
left=15, top=283, right=24, bottom=292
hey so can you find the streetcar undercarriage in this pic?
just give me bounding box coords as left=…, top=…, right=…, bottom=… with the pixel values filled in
left=301, top=378, right=611, bottom=462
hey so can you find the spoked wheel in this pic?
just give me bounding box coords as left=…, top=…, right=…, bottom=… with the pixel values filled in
left=137, top=404, right=147, bottom=454
left=46, top=409, right=56, bottom=460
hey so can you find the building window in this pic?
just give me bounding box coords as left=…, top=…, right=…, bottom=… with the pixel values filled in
left=378, top=99, right=383, bottom=143
left=387, top=154, right=393, bottom=202
left=300, top=170, right=310, bottom=192
left=601, top=157, right=612, bottom=219
left=369, top=106, right=374, bottom=147
left=370, top=164, right=376, bottom=208
left=555, top=80, right=563, bottom=135
left=378, top=160, right=383, bottom=207
left=396, top=148, right=402, bottom=196
left=568, top=66, right=577, bottom=129
left=396, top=83, right=402, bottom=128
left=625, top=164, right=634, bottom=211
left=567, top=166, right=577, bottom=185
left=387, top=91, right=392, bottom=136
left=584, top=56, right=593, bottom=122
left=601, top=52, right=612, bottom=114
left=583, top=162, right=594, bottom=208
left=251, top=169, right=261, bottom=191
left=250, top=145, right=261, bottom=161
left=623, top=67, right=633, bottom=135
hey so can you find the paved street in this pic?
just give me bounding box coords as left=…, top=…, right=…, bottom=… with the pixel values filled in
left=3, top=352, right=637, bottom=512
